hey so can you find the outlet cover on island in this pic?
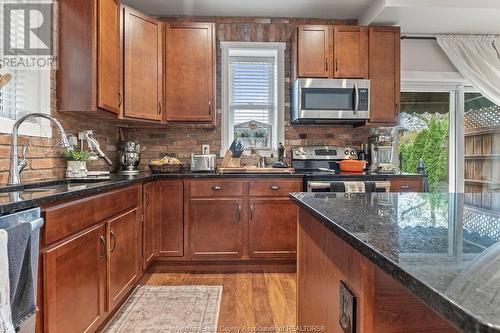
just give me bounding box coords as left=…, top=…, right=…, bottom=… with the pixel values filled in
left=202, top=144, right=210, bottom=154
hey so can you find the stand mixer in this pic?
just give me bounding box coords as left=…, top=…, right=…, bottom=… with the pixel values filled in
left=118, top=140, right=142, bottom=175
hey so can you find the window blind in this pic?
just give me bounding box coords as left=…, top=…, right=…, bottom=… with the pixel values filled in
left=229, top=56, right=276, bottom=125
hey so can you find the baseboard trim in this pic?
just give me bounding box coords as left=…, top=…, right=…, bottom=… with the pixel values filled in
left=148, top=259, right=296, bottom=273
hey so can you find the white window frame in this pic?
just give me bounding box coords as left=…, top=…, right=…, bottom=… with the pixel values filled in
left=0, top=69, right=52, bottom=137
left=221, top=41, right=285, bottom=157
left=401, top=74, right=476, bottom=193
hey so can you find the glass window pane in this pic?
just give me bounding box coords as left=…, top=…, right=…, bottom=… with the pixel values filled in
left=398, top=92, right=450, bottom=192
left=464, top=93, right=500, bottom=209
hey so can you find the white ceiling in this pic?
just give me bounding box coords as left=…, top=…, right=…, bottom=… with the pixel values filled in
left=121, top=0, right=374, bottom=19
left=122, top=0, right=500, bottom=34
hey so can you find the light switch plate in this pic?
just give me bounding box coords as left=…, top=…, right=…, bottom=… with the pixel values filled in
left=339, top=281, right=356, bottom=333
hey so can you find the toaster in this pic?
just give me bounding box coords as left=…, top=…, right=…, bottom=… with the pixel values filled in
left=190, top=154, right=216, bottom=172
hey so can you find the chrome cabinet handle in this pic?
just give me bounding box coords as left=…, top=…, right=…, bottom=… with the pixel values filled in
left=99, top=236, right=106, bottom=260
left=400, top=185, right=410, bottom=190
left=212, top=185, right=222, bottom=191
left=353, top=83, right=359, bottom=115
left=208, top=100, right=212, bottom=115
left=110, top=231, right=116, bottom=252
left=269, top=185, right=280, bottom=191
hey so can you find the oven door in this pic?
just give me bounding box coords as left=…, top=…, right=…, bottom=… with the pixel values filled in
left=307, top=180, right=390, bottom=193
left=292, top=78, right=370, bottom=123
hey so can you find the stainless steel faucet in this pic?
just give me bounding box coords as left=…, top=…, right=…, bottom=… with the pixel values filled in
left=9, top=113, right=70, bottom=185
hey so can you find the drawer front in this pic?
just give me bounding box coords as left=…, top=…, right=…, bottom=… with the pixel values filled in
left=43, top=185, right=141, bottom=245
left=190, top=179, right=245, bottom=197
left=249, top=179, right=302, bottom=197
left=390, top=178, right=424, bottom=192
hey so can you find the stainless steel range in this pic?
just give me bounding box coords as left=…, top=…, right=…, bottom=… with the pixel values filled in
left=291, top=146, right=391, bottom=192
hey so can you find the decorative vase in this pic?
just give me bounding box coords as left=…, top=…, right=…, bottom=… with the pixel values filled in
left=66, top=160, right=88, bottom=178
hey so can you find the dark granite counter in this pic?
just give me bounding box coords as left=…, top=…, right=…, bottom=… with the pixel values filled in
left=0, top=172, right=303, bottom=215
left=290, top=192, right=500, bottom=333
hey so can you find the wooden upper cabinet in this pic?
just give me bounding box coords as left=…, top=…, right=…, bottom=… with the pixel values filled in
left=369, top=26, right=401, bottom=124
left=43, top=225, right=107, bottom=333
left=297, top=25, right=331, bottom=78
left=165, top=23, right=216, bottom=123
left=123, top=7, right=163, bottom=121
left=97, top=0, right=120, bottom=114
left=107, top=208, right=141, bottom=310
left=333, top=25, right=369, bottom=78
left=58, top=0, right=120, bottom=114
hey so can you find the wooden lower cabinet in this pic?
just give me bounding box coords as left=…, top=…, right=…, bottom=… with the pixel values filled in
left=190, top=199, right=243, bottom=259
left=107, top=208, right=141, bottom=310
left=249, top=199, right=297, bottom=259
left=43, top=225, right=107, bottom=333
left=390, top=176, right=425, bottom=192
left=143, top=182, right=156, bottom=268
left=155, top=180, right=184, bottom=257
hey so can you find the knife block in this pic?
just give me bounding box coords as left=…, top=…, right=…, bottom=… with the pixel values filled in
left=221, top=149, right=241, bottom=168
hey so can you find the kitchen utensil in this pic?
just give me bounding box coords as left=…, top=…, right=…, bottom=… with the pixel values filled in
left=334, top=160, right=367, bottom=172
left=0, top=73, right=12, bottom=89
left=118, top=140, right=141, bottom=175
left=264, top=156, right=278, bottom=167
left=229, top=139, right=244, bottom=158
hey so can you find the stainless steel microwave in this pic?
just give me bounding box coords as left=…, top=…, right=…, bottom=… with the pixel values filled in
left=291, top=78, right=370, bottom=124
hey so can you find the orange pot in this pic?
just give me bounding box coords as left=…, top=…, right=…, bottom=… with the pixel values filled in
left=335, top=160, right=367, bottom=172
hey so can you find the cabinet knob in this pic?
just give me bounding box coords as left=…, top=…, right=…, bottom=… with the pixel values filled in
left=212, top=185, right=222, bottom=191
left=269, top=185, right=280, bottom=191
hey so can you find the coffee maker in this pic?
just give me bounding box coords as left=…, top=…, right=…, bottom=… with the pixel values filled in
left=118, top=140, right=141, bottom=175
left=368, top=135, right=397, bottom=174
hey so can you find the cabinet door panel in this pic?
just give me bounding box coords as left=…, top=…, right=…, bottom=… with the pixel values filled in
left=190, top=199, right=242, bottom=259
left=97, top=0, right=120, bottom=114
left=143, top=182, right=155, bottom=268
left=155, top=180, right=184, bottom=257
left=123, top=7, right=162, bottom=121
left=297, top=25, right=331, bottom=78
left=369, top=26, right=400, bottom=124
left=165, top=23, right=215, bottom=123
left=108, top=208, right=141, bottom=309
left=249, top=200, right=297, bottom=258
left=44, top=225, right=106, bottom=333
left=334, top=26, right=368, bottom=78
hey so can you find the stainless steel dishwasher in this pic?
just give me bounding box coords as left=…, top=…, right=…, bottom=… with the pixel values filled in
left=0, top=208, right=44, bottom=333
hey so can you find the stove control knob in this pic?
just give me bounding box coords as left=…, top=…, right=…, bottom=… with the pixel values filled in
left=350, top=150, right=357, bottom=156
left=344, top=149, right=350, bottom=156
left=295, top=150, right=300, bottom=155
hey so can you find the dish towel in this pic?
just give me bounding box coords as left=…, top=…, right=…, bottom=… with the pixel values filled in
left=6, top=222, right=36, bottom=330
left=0, top=229, right=15, bottom=333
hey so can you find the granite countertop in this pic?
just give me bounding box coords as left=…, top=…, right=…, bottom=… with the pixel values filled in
left=0, top=171, right=303, bottom=215
left=290, top=192, right=500, bottom=333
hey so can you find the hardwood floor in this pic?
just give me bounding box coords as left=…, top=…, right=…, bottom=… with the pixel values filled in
left=143, top=272, right=297, bottom=331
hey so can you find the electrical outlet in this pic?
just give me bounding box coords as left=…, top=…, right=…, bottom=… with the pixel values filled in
left=202, top=144, right=210, bottom=154
left=339, top=281, right=356, bottom=333
left=66, top=135, right=78, bottom=147
left=78, top=130, right=93, bottom=140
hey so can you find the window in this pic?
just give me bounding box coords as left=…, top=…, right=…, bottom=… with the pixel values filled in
left=221, top=42, right=285, bottom=156
left=0, top=3, right=51, bottom=137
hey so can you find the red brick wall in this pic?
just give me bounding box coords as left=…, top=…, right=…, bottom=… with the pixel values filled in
left=123, top=17, right=373, bottom=171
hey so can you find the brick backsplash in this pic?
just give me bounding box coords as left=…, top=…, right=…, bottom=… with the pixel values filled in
left=0, top=15, right=378, bottom=185
left=123, top=16, right=373, bottom=171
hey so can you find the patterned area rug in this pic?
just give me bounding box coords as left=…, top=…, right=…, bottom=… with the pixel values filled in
left=103, top=285, right=222, bottom=333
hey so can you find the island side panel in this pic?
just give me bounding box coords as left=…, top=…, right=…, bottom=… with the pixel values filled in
left=297, top=207, right=459, bottom=333
left=297, top=208, right=375, bottom=333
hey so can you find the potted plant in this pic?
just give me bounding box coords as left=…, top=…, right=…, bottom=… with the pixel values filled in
left=64, top=150, right=91, bottom=178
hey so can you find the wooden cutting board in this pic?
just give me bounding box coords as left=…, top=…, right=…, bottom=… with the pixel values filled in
left=218, top=167, right=295, bottom=174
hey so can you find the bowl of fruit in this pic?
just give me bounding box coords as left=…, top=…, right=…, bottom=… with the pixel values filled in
left=148, top=156, right=185, bottom=173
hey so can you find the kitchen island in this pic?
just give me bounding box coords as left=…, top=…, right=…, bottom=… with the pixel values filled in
left=291, top=192, right=500, bottom=333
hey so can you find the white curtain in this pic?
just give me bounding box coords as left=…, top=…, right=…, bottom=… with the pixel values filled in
left=436, top=34, right=500, bottom=106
